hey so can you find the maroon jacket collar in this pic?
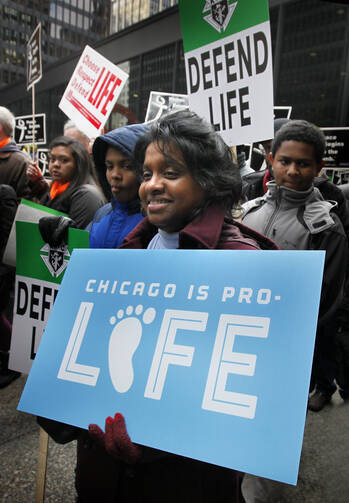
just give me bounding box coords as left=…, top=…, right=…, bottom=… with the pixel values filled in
left=120, top=204, right=278, bottom=251
left=120, top=204, right=226, bottom=250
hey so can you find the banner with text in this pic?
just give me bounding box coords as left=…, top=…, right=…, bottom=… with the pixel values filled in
left=27, top=23, right=42, bottom=90
left=59, top=45, right=129, bottom=138
left=15, top=113, right=46, bottom=146
left=9, top=222, right=89, bottom=374
left=322, top=127, right=349, bottom=168
left=19, top=249, right=324, bottom=484
left=179, top=0, right=273, bottom=146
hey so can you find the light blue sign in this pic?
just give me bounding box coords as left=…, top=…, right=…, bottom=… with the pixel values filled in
left=18, top=249, right=325, bottom=484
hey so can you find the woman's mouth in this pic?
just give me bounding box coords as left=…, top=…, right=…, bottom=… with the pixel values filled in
left=147, top=199, right=171, bottom=211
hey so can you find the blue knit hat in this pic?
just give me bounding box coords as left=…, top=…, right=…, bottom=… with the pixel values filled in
left=92, top=123, right=148, bottom=171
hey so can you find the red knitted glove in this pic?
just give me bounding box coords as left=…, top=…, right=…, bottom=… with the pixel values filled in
left=88, top=413, right=141, bottom=464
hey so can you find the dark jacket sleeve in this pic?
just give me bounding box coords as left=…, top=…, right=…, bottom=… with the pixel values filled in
left=37, top=416, right=82, bottom=444
left=240, top=170, right=266, bottom=203
left=67, top=185, right=105, bottom=229
left=0, top=185, right=17, bottom=261
left=29, top=177, right=50, bottom=199
left=310, top=213, right=348, bottom=327
left=14, top=155, right=32, bottom=201
left=315, top=178, right=349, bottom=240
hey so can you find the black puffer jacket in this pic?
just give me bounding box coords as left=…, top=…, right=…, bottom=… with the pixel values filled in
left=39, top=182, right=105, bottom=229
left=0, top=184, right=17, bottom=311
left=0, top=184, right=17, bottom=262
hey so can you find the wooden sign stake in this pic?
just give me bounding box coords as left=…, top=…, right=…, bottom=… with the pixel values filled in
left=35, top=427, right=49, bottom=503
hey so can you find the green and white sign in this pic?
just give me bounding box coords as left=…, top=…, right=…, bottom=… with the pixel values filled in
left=9, top=221, right=89, bottom=374
left=179, top=0, right=274, bottom=145
left=3, top=198, right=68, bottom=268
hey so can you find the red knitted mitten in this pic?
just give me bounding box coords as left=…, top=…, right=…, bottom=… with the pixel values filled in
left=89, top=413, right=141, bottom=464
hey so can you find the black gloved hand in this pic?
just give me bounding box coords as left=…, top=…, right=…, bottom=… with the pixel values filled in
left=39, top=216, right=76, bottom=247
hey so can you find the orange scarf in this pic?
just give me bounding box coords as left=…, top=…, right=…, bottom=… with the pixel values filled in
left=50, top=181, right=70, bottom=200
left=0, top=137, right=11, bottom=150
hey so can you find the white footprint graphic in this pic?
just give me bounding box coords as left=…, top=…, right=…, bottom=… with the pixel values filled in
left=108, top=304, right=156, bottom=393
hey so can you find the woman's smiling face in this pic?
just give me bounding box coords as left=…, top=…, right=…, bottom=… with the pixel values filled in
left=139, top=142, right=206, bottom=233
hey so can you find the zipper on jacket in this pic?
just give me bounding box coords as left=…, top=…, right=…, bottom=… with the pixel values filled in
left=263, top=186, right=281, bottom=237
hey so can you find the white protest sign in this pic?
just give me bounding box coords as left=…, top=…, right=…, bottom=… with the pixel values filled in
left=9, top=222, right=89, bottom=374
left=59, top=45, right=129, bottom=138
left=144, top=91, right=189, bottom=123
left=2, top=199, right=67, bottom=268
left=179, top=0, right=274, bottom=146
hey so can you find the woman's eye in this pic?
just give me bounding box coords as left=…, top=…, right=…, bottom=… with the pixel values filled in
left=142, top=171, right=151, bottom=181
left=165, top=170, right=178, bottom=178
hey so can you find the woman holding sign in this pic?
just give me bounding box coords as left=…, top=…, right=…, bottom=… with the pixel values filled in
left=27, top=136, right=105, bottom=229
left=73, top=110, right=278, bottom=503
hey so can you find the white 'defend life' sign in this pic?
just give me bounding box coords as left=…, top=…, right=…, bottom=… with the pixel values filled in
left=179, top=0, right=274, bottom=146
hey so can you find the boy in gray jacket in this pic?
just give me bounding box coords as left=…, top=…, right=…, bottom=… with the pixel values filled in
left=243, top=119, right=348, bottom=409
left=241, top=119, right=348, bottom=502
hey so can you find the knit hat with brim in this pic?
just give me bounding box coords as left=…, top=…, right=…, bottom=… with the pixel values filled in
left=92, top=123, right=148, bottom=172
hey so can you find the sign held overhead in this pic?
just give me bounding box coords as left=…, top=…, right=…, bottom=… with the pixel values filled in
left=145, top=92, right=189, bottom=123
left=15, top=114, right=46, bottom=146
left=179, top=0, right=274, bottom=146
left=59, top=45, right=129, bottom=139
left=27, top=23, right=42, bottom=90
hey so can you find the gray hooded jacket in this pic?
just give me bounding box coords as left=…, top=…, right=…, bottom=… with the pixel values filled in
left=242, top=181, right=348, bottom=325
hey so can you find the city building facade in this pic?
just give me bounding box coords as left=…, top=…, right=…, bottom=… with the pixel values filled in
left=0, top=1, right=111, bottom=90
left=1, top=0, right=348, bottom=144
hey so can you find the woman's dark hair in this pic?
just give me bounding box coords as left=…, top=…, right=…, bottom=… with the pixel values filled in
left=134, top=110, right=241, bottom=212
left=49, top=135, right=99, bottom=202
left=271, top=119, right=326, bottom=164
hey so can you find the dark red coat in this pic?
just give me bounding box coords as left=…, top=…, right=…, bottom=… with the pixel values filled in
left=74, top=205, right=278, bottom=503
left=120, top=203, right=278, bottom=252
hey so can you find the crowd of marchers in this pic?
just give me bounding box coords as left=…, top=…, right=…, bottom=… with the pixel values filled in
left=0, top=104, right=348, bottom=503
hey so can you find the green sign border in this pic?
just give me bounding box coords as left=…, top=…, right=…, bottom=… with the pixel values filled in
left=20, top=198, right=68, bottom=217
left=16, top=221, right=89, bottom=284
left=179, top=0, right=270, bottom=53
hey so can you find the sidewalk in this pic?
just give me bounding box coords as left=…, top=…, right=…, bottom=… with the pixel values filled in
left=1, top=375, right=349, bottom=502
left=1, top=375, right=76, bottom=502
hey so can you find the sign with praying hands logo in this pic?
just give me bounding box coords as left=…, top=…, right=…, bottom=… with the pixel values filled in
left=9, top=221, right=89, bottom=374
left=18, top=248, right=324, bottom=485
left=179, top=0, right=274, bottom=145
